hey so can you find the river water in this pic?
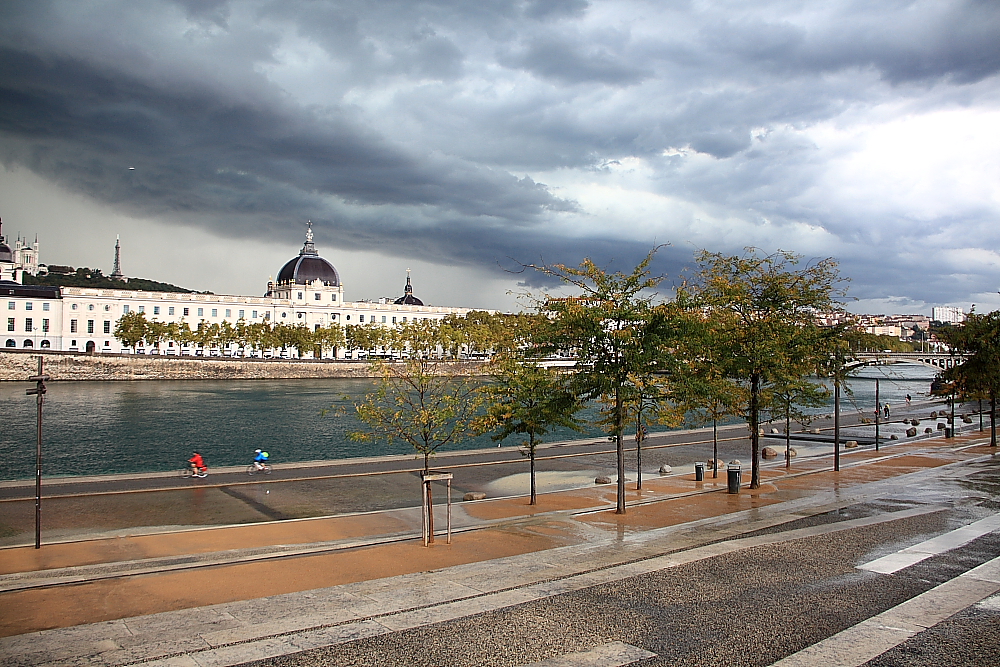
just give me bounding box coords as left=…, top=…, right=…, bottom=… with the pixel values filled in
left=0, top=363, right=938, bottom=481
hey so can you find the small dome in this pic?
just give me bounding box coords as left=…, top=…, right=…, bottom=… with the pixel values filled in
left=276, top=222, right=340, bottom=287
left=394, top=271, right=423, bottom=306
left=0, top=241, right=12, bottom=263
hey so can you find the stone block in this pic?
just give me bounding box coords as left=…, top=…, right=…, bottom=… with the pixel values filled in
left=906, top=427, right=917, bottom=437
left=844, top=440, right=858, bottom=448
left=925, top=428, right=933, bottom=434
left=890, top=434, right=899, bottom=440
left=463, top=492, right=486, bottom=501
left=761, top=446, right=778, bottom=459
left=595, top=475, right=612, bottom=485
left=930, top=411, right=938, bottom=418
left=658, top=465, right=672, bottom=474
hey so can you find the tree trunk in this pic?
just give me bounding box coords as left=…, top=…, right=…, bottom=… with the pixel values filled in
left=834, top=381, right=841, bottom=472
left=616, top=385, right=626, bottom=514
left=750, top=373, right=760, bottom=489
left=529, top=436, right=537, bottom=505
left=424, top=453, right=434, bottom=544
left=636, top=418, right=642, bottom=491
left=713, top=417, right=718, bottom=479
left=991, top=390, right=997, bottom=447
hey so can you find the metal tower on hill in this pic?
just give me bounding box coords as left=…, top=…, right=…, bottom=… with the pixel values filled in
left=110, top=235, right=124, bottom=280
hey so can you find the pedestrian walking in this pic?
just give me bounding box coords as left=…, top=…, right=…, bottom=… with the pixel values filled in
left=906, top=394, right=911, bottom=405
left=884, top=403, right=890, bottom=419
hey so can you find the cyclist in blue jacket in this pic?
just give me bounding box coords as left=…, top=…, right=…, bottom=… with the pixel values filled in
left=253, top=449, right=270, bottom=470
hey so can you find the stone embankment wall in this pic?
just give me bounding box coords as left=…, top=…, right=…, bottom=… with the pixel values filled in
left=0, top=351, right=485, bottom=381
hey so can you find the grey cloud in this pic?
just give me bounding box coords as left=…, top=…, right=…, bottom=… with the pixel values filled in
left=503, top=34, right=651, bottom=85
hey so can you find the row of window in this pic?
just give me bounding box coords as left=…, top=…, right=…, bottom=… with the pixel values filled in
left=122, top=305, right=263, bottom=319
left=7, top=317, right=51, bottom=332
left=295, top=291, right=337, bottom=302
left=5, top=339, right=52, bottom=348
left=7, top=301, right=51, bottom=311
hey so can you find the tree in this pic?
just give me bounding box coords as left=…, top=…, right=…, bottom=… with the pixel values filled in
left=350, top=359, right=488, bottom=542
left=527, top=248, right=679, bottom=514
left=942, top=310, right=1000, bottom=446
left=681, top=249, right=845, bottom=489
left=114, top=311, right=148, bottom=349
left=484, top=358, right=582, bottom=504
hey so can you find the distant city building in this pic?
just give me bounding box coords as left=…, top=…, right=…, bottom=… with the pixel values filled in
left=932, top=306, right=965, bottom=324
left=0, top=218, right=40, bottom=281
left=1, top=222, right=474, bottom=355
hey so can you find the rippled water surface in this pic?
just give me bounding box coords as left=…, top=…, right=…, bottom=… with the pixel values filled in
left=0, top=363, right=937, bottom=480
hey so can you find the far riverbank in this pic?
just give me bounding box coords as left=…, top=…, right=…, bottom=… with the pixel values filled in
left=0, top=350, right=486, bottom=382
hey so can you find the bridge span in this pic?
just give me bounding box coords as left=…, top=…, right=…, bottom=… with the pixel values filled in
left=851, top=351, right=967, bottom=370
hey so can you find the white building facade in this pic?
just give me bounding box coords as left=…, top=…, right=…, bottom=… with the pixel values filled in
left=1, top=224, right=475, bottom=356
left=932, top=306, right=965, bottom=324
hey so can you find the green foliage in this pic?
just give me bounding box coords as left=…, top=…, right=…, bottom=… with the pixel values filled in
left=941, top=309, right=1000, bottom=445
left=349, top=359, right=488, bottom=472
left=25, top=270, right=199, bottom=293
left=113, top=311, right=149, bottom=348
left=680, top=248, right=846, bottom=488
left=483, top=358, right=583, bottom=503
left=526, top=247, right=681, bottom=513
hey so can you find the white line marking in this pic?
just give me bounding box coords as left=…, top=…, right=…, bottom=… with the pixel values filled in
left=517, top=642, right=656, bottom=667
left=858, top=513, right=1000, bottom=574
left=771, top=555, right=1000, bottom=667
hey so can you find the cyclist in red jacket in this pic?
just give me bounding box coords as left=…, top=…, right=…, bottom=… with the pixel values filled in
left=188, top=452, right=207, bottom=478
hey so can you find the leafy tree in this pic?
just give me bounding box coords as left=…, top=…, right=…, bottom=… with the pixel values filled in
left=942, top=310, right=1000, bottom=446
left=484, top=358, right=582, bottom=504
left=114, top=311, right=149, bottom=349
left=681, top=249, right=845, bottom=488
left=527, top=248, right=679, bottom=514
left=350, top=359, right=488, bottom=541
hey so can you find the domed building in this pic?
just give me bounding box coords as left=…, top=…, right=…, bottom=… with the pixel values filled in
left=394, top=270, right=423, bottom=306
left=266, top=222, right=345, bottom=308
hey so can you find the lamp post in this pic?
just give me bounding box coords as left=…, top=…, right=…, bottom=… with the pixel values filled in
left=874, top=377, right=880, bottom=452
left=26, top=357, right=49, bottom=549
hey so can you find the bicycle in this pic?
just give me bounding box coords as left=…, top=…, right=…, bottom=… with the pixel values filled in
left=181, top=464, right=208, bottom=478
left=246, top=462, right=271, bottom=476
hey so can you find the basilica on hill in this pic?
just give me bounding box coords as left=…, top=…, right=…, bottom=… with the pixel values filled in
left=1, top=221, right=473, bottom=355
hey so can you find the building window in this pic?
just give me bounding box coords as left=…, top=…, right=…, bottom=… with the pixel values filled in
left=359, top=315, right=365, bottom=323
left=123, top=305, right=129, bottom=314
left=88, top=304, right=95, bottom=311
left=104, top=341, right=111, bottom=347
left=402, top=317, right=407, bottom=323
left=104, top=305, right=110, bottom=311
left=71, top=339, right=77, bottom=347
left=87, top=320, right=95, bottom=334
left=7, top=318, right=13, bottom=332
left=23, top=340, right=32, bottom=347
left=6, top=302, right=13, bottom=310
left=297, top=292, right=303, bottom=300
left=5, top=339, right=14, bottom=347
left=104, top=321, right=111, bottom=334
left=25, top=302, right=32, bottom=311
left=382, top=316, right=386, bottom=323
left=225, top=309, right=231, bottom=318
left=315, top=324, right=321, bottom=331
left=153, top=306, right=160, bottom=315
left=40, top=340, right=50, bottom=348
left=42, top=319, right=49, bottom=333
left=70, top=319, right=78, bottom=333
left=251, top=310, right=257, bottom=319
left=211, top=309, right=218, bottom=317
left=137, top=305, right=144, bottom=313
left=25, top=318, right=32, bottom=332
left=72, top=303, right=78, bottom=310
left=281, top=312, right=286, bottom=318
left=183, top=307, right=189, bottom=316
left=346, top=315, right=351, bottom=321
left=168, top=307, right=174, bottom=315
left=314, top=293, right=321, bottom=300
left=43, top=303, right=50, bottom=311
left=238, top=310, right=244, bottom=319
left=197, top=308, right=204, bottom=317
left=392, top=317, right=397, bottom=324
left=332, top=294, right=337, bottom=302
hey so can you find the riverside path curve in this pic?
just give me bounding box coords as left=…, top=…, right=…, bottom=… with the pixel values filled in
left=1, top=400, right=999, bottom=666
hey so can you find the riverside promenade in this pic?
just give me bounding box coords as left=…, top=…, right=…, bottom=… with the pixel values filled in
left=2, top=411, right=1000, bottom=666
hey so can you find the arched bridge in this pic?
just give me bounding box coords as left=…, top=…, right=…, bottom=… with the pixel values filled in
left=849, top=351, right=968, bottom=371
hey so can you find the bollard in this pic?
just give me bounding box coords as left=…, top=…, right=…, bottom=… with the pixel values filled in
left=694, top=462, right=705, bottom=482
left=727, top=466, right=741, bottom=494
left=945, top=427, right=953, bottom=438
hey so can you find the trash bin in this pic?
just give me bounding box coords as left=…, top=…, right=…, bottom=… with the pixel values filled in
left=727, top=466, right=741, bottom=494
left=944, top=427, right=953, bottom=438
left=694, top=462, right=705, bottom=482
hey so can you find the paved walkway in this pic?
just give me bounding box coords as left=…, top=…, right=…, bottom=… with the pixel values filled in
left=0, top=426, right=996, bottom=666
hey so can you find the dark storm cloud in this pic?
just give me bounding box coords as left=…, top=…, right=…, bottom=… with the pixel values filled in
left=0, top=0, right=998, bottom=308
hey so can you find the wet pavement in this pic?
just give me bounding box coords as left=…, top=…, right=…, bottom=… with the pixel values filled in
left=0, top=401, right=998, bottom=666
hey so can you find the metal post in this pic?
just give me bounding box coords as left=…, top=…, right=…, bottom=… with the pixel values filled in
left=26, top=357, right=49, bottom=550
left=875, top=378, right=880, bottom=452
left=446, top=478, right=452, bottom=545
left=834, top=381, right=841, bottom=472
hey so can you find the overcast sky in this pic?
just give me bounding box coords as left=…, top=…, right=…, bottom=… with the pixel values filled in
left=1, top=0, right=998, bottom=314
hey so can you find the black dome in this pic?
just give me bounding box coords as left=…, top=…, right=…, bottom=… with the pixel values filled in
left=393, top=272, right=423, bottom=306
left=0, top=242, right=11, bottom=263
left=276, top=222, right=340, bottom=286
left=277, top=255, right=339, bottom=286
